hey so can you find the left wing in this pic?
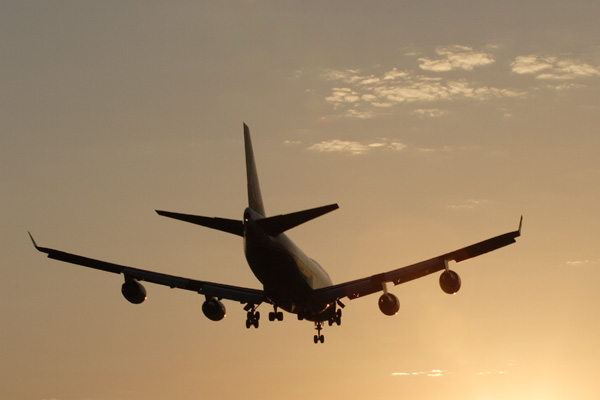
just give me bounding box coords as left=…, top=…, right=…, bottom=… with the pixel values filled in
left=28, top=233, right=268, bottom=305
left=313, top=217, right=522, bottom=303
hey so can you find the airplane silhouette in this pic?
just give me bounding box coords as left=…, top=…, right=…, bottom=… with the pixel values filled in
left=30, top=124, right=522, bottom=343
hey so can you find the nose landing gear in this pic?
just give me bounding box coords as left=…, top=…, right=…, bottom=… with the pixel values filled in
left=313, top=321, right=325, bottom=344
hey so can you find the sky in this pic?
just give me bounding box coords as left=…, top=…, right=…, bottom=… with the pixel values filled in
left=2, top=1, right=600, bottom=399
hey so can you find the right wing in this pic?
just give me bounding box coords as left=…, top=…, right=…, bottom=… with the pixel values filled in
left=313, top=217, right=522, bottom=303
left=28, top=233, right=268, bottom=305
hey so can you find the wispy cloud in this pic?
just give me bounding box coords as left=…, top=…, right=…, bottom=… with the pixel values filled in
left=511, top=55, right=600, bottom=80
left=321, top=67, right=524, bottom=119
left=392, top=368, right=509, bottom=377
left=418, top=45, right=495, bottom=72
left=566, top=259, right=600, bottom=266
left=311, top=45, right=600, bottom=120
left=308, top=138, right=406, bottom=155
left=447, top=198, right=487, bottom=210
left=392, top=369, right=447, bottom=377
left=411, top=108, right=447, bottom=118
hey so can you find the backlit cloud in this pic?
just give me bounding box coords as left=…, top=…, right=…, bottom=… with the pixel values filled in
left=308, top=138, right=406, bottom=155
left=418, top=45, right=495, bottom=72
left=511, top=55, right=600, bottom=80
left=447, top=198, right=486, bottom=210
left=313, top=46, right=600, bottom=119
left=566, top=259, right=600, bottom=266
left=392, top=369, right=446, bottom=377
left=322, top=67, right=524, bottom=118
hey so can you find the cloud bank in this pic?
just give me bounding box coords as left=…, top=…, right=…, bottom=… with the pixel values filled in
left=312, top=45, right=600, bottom=120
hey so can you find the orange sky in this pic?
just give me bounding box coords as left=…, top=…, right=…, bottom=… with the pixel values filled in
left=2, top=1, right=600, bottom=399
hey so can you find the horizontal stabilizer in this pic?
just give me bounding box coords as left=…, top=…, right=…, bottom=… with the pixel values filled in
left=257, top=203, right=339, bottom=236
left=156, top=210, right=244, bottom=237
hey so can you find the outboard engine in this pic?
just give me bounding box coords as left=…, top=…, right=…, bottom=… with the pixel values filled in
left=439, top=270, right=462, bottom=294
left=121, top=280, right=147, bottom=304
left=202, top=298, right=226, bottom=321
left=378, top=293, right=400, bottom=316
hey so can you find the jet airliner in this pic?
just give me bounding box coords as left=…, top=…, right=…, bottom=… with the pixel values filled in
left=30, top=124, right=522, bottom=343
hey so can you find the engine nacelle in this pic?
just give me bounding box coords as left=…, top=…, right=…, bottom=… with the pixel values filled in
left=439, top=270, right=461, bottom=294
left=121, top=280, right=147, bottom=304
left=378, top=293, right=400, bottom=316
left=202, top=298, right=226, bottom=321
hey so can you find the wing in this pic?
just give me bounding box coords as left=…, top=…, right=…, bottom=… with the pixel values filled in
left=313, top=217, right=522, bottom=303
left=28, top=233, right=268, bottom=305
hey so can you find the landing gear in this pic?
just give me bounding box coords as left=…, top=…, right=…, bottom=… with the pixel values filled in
left=328, top=309, right=342, bottom=326
left=313, top=322, right=325, bottom=344
left=244, top=304, right=260, bottom=329
left=268, top=306, right=284, bottom=322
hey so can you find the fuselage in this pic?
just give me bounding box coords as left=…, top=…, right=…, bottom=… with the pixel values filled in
left=242, top=208, right=334, bottom=319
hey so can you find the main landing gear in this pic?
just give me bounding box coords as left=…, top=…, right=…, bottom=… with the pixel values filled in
left=244, top=304, right=260, bottom=329
left=268, top=306, right=284, bottom=322
left=327, top=309, right=342, bottom=326
left=314, top=322, right=325, bottom=344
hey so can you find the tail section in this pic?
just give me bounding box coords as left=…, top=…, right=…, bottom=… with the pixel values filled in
left=244, top=124, right=266, bottom=217
left=156, top=124, right=339, bottom=237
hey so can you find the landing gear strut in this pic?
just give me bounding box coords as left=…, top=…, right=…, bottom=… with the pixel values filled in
left=244, top=304, right=260, bottom=329
left=313, top=322, right=325, bottom=344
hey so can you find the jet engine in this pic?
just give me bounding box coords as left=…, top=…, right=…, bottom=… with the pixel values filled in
left=121, top=280, right=147, bottom=304
left=378, top=293, right=400, bottom=316
left=439, top=270, right=461, bottom=294
left=202, top=298, right=226, bottom=321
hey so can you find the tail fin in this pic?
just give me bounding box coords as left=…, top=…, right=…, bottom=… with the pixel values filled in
left=244, top=124, right=266, bottom=217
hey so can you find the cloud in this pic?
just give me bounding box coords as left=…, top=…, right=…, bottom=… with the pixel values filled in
left=566, top=259, right=600, bottom=266
left=322, top=68, right=524, bottom=114
left=312, top=46, right=600, bottom=120
left=325, top=88, right=361, bottom=106
left=393, top=368, right=509, bottom=377
left=418, top=45, right=495, bottom=72
left=308, top=138, right=406, bottom=155
left=447, top=199, right=486, bottom=210
left=412, top=108, right=447, bottom=118
left=511, top=55, right=600, bottom=80
left=392, top=369, right=447, bottom=377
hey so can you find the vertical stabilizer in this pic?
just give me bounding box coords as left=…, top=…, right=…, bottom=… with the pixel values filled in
left=244, top=124, right=266, bottom=216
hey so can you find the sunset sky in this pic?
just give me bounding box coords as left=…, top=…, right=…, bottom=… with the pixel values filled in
left=2, top=1, right=600, bottom=399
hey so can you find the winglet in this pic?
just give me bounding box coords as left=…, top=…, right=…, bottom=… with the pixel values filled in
left=28, top=232, right=41, bottom=251
left=518, top=216, right=523, bottom=235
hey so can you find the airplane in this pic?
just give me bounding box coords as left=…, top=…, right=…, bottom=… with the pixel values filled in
left=30, top=124, right=522, bottom=344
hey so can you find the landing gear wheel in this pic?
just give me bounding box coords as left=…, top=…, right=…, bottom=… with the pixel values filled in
left=244, top=305, right=260, bottom=329
left=335, top=309, right=342, bottom=326
left=269, top=308, right=284, bottom=322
